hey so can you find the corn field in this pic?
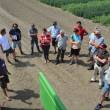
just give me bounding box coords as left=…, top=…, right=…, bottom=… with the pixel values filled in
left=39, top=0, right=110, bottom=26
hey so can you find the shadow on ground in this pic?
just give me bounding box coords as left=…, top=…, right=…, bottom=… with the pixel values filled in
left=14, top=60, right=36, bottom=68
left=10, top=89, right=40, bottom=105
left=1, top=108, right=42, bottom=110
left=103, top=104, right=110, bottom=108
left=16, top=52, right=42, bottom=59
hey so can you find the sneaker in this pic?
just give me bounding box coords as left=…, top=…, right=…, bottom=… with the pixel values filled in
left=44, top=60, right=47, bottom=64
left=90, top=78, right=96, bottom=82
left=47, top=59, right=50, bottom=63
left=69, top=61, right=73, bottom=65
left=55, top=61, right=59, bottom=65
left=68, top=54, right=72, bottom=57
left=95, top=103, right=103, bottom=110
left=6, top=97, right=12, bottom=101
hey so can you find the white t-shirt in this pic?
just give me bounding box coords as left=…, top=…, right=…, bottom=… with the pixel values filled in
left=0, top=34, right=11, bottom=51
left=56, top=34, right=68, bottom=50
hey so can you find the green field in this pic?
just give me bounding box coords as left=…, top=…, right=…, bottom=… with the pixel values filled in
left=39, top=0, right=110, bottom=26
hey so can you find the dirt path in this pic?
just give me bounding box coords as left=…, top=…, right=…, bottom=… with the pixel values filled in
left=0, top=0, right=110, bottom=110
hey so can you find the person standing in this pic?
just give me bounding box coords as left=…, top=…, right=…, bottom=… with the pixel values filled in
left=69, top=21, right=88, bottom=57
left=0, top=58, right=11, bottom=101
left=75, top=21, right=88, bottom=41
left=0, top=28, right=17, bottom=62
left=88, top=30, right=105, bottom=70
left=29, top=24, right=41, bottom=55
left=39, top=28, right=51, bottom=63
left=69, top=28, right=81, bottom=65
left=9, top=23, right=24, bottom=55
left=90, top=43, right=109, bottom=88
left=95, top=56, right=110, bottom=110
left=55, top=30, right=68, bottom=65
left=48, top=21, right=60, bottom=54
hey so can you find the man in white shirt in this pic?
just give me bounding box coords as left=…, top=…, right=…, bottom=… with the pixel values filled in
left=55, top=30, right=68, bottom=64
left=0, top=28, right=17, bottom=62
left=48, top=21, right=60, bottom=54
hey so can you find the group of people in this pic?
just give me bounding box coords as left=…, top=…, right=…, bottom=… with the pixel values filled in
left=0, top=21, right=110, bottom=110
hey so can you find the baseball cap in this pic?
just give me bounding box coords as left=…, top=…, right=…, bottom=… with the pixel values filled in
left=99, top=43, right=107, bottom=49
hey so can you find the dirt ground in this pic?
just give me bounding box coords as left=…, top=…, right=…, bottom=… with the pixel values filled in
left=0, top=0, right=110, bottom=110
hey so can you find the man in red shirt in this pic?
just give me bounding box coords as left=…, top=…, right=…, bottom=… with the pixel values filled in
left=75, top=21, right=88, bottom=41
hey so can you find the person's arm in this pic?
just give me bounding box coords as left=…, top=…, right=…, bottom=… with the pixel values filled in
left=89, top=40, right=99, bottom=48
left=18, top=29, right=22, bottom=40
left=84, top=29, right=88, bottom=36
left=9, top=31, right=13, bottom=40
left=94, top=55, right=107, bottom=64
left=0, top=44, right=3, bottom=52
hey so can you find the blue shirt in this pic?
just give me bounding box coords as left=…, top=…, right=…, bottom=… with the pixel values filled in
left=90, top=35, right=104, bottom=54
left=70, top=33, right=81, bottom=43
left=47, top=25, right=60, bottom=38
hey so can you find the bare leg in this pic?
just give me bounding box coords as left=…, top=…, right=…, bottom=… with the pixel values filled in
left=19, top=47, right=23, bottom=54
left=2, top=88, right=11, bottom=101
left=12, top=50, right=16, bottom=60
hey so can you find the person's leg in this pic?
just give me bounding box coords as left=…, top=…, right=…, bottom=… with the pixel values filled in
left=8, top=47, right=16, bottom=61
left=88, top=53, right=94, bottom=70
left=31, top=39, right=34, bottom=55
left=74, top=49, right=80, bottom=64
left=35, top=39, right=41, bottom=53
left=68, top=48, right=72, bottom=57
left=61, top=49, right=65, bottom=62
left=1, top=82, right=11, bottom=101
left=54, top=46, right=57, bottom=54
left=99, top=67, right=106, bottom=88
left=5, top=52, right=10, bottom=62
left=2, top=88, right=11, bottom=101
left=52, top=38, right=57, bottom=54
left=90, top=63, right=99, bottom=82
left=17, top=41, right=24, bottom=54
left=56, top=48, right=61, bottom=64
left=42, top=46, right=47, bottom=63
left=70, top=49, right=75, bottom=65
left=47, top=45, right=50, bottom=61
left=95, top=81, right=109, bottom=110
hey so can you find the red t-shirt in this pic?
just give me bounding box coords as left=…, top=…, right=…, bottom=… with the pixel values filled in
left=74, top=26, right=87, bottom=40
